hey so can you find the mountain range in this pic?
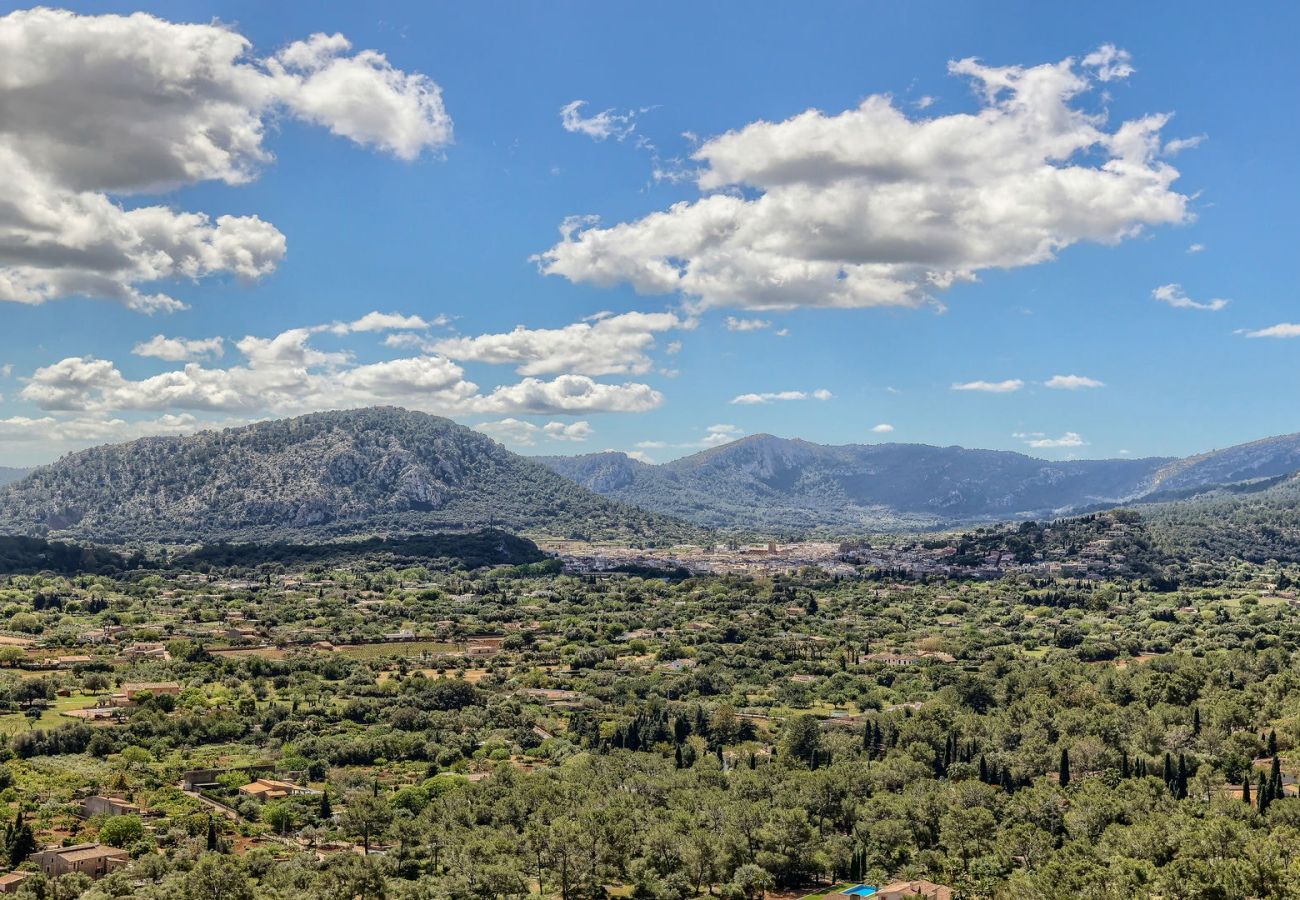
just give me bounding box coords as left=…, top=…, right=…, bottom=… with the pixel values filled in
left=540, top=431, right=1300, bottom=534
left=1, top=407, right=1298, bottom=543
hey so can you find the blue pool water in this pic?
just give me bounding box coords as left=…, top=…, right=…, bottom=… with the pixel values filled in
left=843, top=887, right=878, bottom=897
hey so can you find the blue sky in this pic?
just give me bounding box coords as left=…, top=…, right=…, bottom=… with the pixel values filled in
left=1, top=1, right=1297, bottom=466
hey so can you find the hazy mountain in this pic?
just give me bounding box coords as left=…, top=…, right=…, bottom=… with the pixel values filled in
left=0, top=467, right=28, bottom=487
left=0, top=408, right=690, bottom=544
left=542, top=432, right=1300, bottom=534
left=1147, top=433, right=1300, bottom=493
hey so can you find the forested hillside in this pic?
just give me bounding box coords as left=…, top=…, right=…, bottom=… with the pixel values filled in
left=1145, top=474, right=1300, bottom=562
left=0, top=409, right=693, bottom=544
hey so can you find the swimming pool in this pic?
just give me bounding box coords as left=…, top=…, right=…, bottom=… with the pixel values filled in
left=842, top=886, right=878, bottom=897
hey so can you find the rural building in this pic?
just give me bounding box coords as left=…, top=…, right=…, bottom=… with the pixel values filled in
left=237, top=778, right=316, bottom=801
left=30, top=843, right=128, bottom=879
left=0, top=872, right=27, bottom=893
left=80, top=796, right=140, bottom=818
left=119, top=642, right=170, bottom=661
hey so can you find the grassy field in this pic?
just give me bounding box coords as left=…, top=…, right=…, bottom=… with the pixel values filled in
left=0, top=691, right=99, bottom=735
left=797, top=884, right=852, bottom=900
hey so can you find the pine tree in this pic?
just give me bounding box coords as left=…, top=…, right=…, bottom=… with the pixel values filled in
left=1058, top=748, right=1071, bottom=788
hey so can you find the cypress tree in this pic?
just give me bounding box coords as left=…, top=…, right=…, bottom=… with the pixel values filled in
left=319, top=791, right=332, bottom=820
left=1058, top=748, right=1071, bottom=788
left=1193, top=707, right=1201, bottom=735
left=1259, top=772, right=1271, bottom=813
left=1271, top=755, right=1283, bottom=800
left=1269, top=730, right=1279, bottom=757
left=206, top=816, right=219, bottom=852
left=1242, top=774, right=1251, bottom=805
left=1121, top=752, right=1130, bottom=779
left=1163, top=753, right=1175, bottom=791
left=1176, top=754, right=1189, bottom=799
left=6, top=811, right=33, bottom=866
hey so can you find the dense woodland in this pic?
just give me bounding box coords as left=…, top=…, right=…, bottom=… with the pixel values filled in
left=0, top=506, right=1294, bottom=898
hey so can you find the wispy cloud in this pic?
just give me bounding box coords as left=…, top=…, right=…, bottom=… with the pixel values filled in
left=952, top=379, right=1024, bottom=393
left=560, top=100, right=641, bottom=142
left=132, top=335, right=225, bottom=362
left=1152, top=283, right=1228, bottom=312
left=1044, top=374, right=1104, bottom=390
left=1164, top=134, right=1206, bottom=156
left=1242, top=323, right=1300, bottom=339
left=731, top=388, right=832, bottom=405
left=1015, top=431, right=1087, bottom=449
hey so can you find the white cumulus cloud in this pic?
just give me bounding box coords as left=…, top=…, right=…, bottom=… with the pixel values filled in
left=476, top=418, right=594, bottom=446
left=871, top=423, right=895, bottom=433
left=537, top=47, right=1189, bottom=311
left=432, top=311, right=690, bottom=376
left=0, top=9, right=451, bottom=311
left=20, top=318, right=663, bottom=424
